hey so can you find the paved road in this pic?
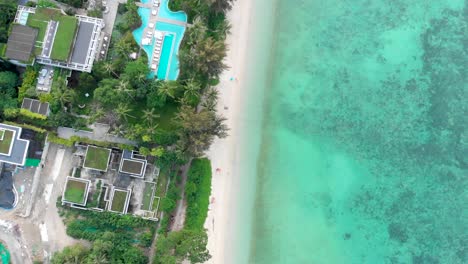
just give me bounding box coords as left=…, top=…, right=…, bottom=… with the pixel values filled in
left=0, top=227, right=31, bottom=264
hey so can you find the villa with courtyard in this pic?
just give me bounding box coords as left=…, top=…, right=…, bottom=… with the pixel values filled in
left=4, top=5, right=103, bottom=72
left=62, top=144, right=160, bottom=220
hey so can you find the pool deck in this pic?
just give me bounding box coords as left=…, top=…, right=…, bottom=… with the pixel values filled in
left=139, top=2, right=189, bottom=43
left=156, top=16, right=187, bottom=27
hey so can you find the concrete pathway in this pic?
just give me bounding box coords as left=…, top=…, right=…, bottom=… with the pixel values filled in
left=155, top=16, right=187, bottom=26
left=57, top=124, right=136, bottom=146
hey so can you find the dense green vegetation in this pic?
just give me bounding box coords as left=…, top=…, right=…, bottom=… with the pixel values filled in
left=0, top=70, right=19, bottom=119
left=154, top=229, right=211, bottom=264
left=184, top=158, right=212, bottom=230
left=55, top=0, right=84, bottom=8
left=0, top=1, right=17, bottom=44
left=58, top=204, right=154, bottom=259
left=51, top=232, right=147, bottom=264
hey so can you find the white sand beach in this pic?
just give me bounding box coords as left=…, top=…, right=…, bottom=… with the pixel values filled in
left=204, top=0, right=256, bottom=263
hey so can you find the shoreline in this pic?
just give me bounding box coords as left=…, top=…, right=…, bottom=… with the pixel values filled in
left=204, top=0, right=255, bottom=262
left=204, top=0, right=277, bottom=262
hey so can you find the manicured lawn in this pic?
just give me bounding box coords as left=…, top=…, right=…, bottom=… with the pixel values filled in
left=83, top=146, right=111, bottom=171
left=121, top=159, right=145, bottom=175
left=64, top=179, right=88, bottom=204
left=0, top=130, right=14, bottom=155
left=157, top=102, right=179, bottom=130
left=110, top=190, right=129, bottom=213
left=141, top=182, right=155, bottom=211
left=26, top=13, right=48, bottom=44
left=50, top=16, right=78, bottom=61
left=128, top=100, right=179, bottom=131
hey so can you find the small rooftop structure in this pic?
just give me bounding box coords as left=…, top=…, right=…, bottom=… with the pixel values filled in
left=108, top=187, right=131, bottom=214
left=0, top=123, right=30, bottom=166
left=62, top=177, right=91, bottom=206
left=83, top=146, right=111, bottom=172
left=5, top=24, right=38, bottom=63
left=119, top=150, right=147, bottom=178
left=21, top=98, right=50, bottom=116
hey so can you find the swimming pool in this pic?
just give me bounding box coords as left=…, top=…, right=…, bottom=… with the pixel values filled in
left=132, top=0, right=187, bottom=80
left=157, top=33, right=174, bottom=79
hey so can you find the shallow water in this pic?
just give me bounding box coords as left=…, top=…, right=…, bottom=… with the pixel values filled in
left=245, top=0, right=467, bottom=263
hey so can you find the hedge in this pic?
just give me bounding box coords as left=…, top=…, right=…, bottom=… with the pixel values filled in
left=47, top=133, right=135, bottom=150
left=19, top=109, right=47, bottom=120
left=184, top=158, right=212, bottom=230
left=3, top=121, right=47, bottom=133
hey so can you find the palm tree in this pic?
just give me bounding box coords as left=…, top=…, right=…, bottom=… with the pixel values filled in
left=136, top=73, right=147, bottom=85
left=115, top=103, right=134, bottom=121
left=115, top=40, right=132, bottom=59
left=103, top=62, right=117, bottom=77
left=89, top=106, right=105, bottom=123
left=157, top=81, right=179, bottom=101
left=145, top=123, right=159, bottom=135
left=208, top=0, right=235, bottom=13
left=142, top=108, right=160, bottom=125
left=201, top=97, right=217, bottom=112
left=205, top=86, right=219, bottom=102
left=116, top=80, right=134, bottom=98
left=215, top=19, right=231, bottom=38
left=194, top=37, right=228, bottom=78
left=187, top=16, right=207, bottom=46
left=111, top=124, right=126, bottom=136
left=183, top=79, right=201, bottom=105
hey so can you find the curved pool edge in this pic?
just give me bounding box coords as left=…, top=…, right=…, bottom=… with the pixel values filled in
left=132, top=0, right=187, bottom=80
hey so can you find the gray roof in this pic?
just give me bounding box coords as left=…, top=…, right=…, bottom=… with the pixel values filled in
left=70, top=21, right=95, bottom=64
left=0, top=124, right=30, bottom=166
left=21, top=98, right=50, bottom=116
left=5, top=24, right=38, bottom=62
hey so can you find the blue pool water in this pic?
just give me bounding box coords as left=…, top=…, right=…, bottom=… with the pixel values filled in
left=155, top=22, right=185, bottom=80
left=132, top=0, right=187, bottom=80
left=156, top=33, right=174, bottom=79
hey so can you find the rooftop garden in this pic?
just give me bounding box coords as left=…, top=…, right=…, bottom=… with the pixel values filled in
left=110, top=189, right=129, bottom=213
left=0, top=129, right=14, bottom=155
left=51, top=15, right=78, bottom=61
left=64, top=178, right=88, bottom=204
left=27, top=7, right=78, bottom=61
left=83, top=146, right=111, bottom=171
left=121, top=159, right=145, bottom=175
left=26, top=13, right=48, bottom=52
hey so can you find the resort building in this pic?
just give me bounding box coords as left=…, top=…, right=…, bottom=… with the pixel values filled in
left=0, top=123, right=30, bottom=166
left=4, top=6, right=103, bottom=72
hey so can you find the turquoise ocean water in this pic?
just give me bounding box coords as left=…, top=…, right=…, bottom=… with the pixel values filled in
left=237, top=0, right=467, bottom=263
